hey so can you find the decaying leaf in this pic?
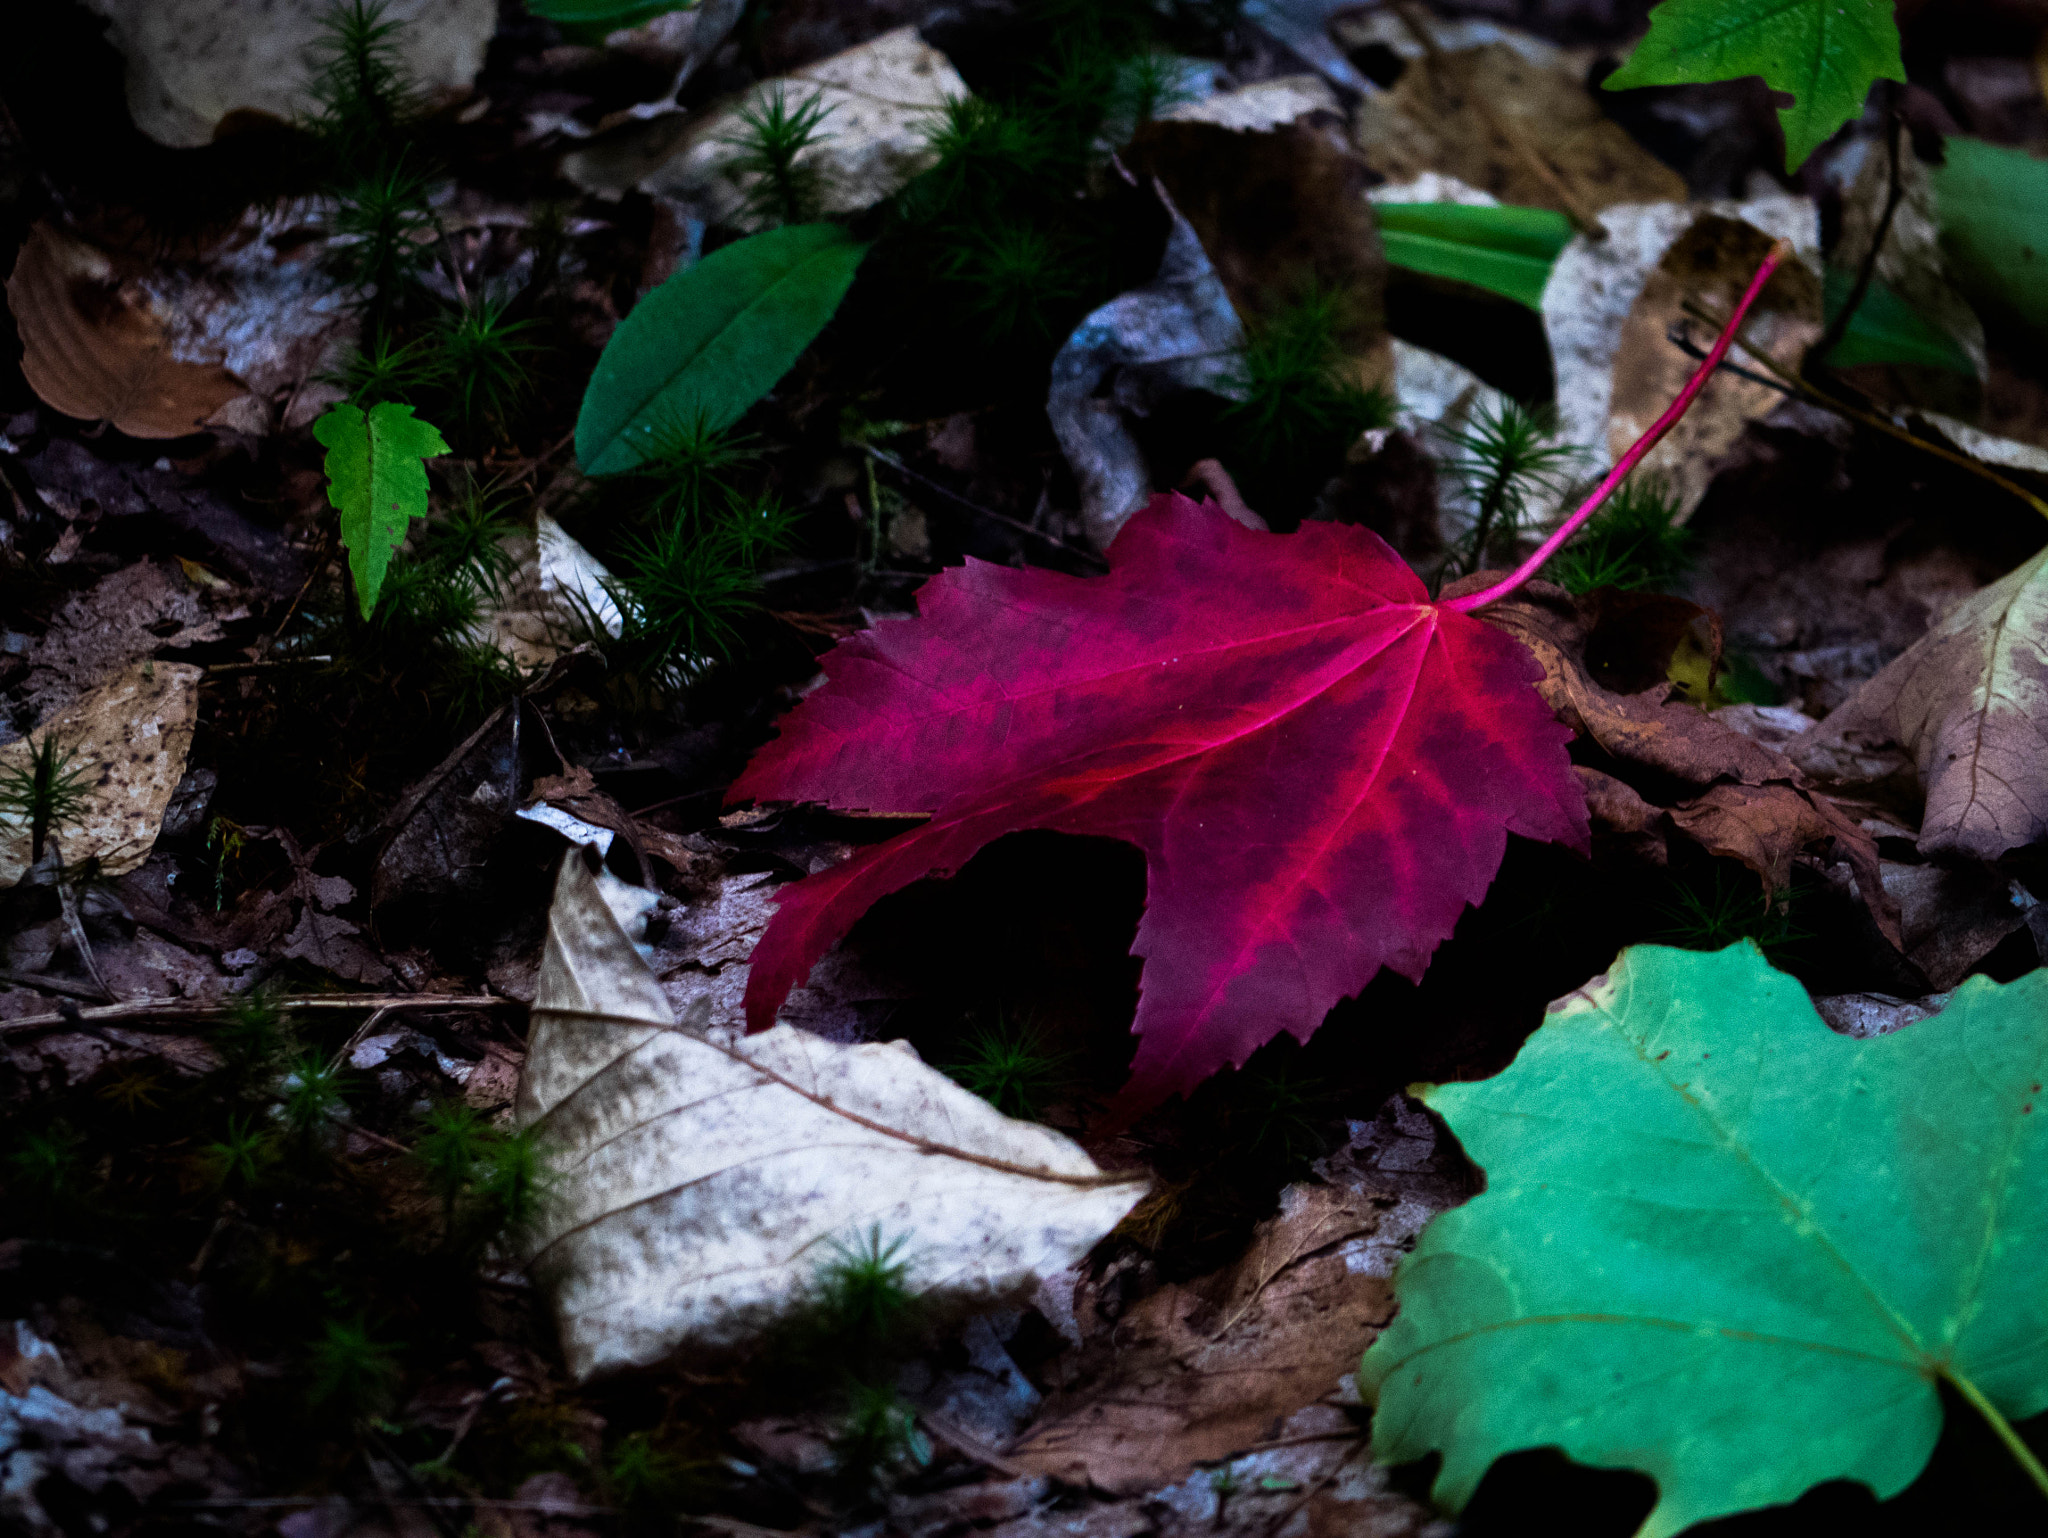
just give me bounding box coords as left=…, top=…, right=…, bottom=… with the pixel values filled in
left=1158, top=73, right=1339, bottom=134
left=0, top=661, right=202, bottom=888
left=1364, top=944, right=2048, bottom=1535
left=1544, top=196, right=1819, bottom=479
left=575, top=28, right=967, bottom=219
left=18, top=560, right=231, bottom=729
left=1473, top=580, right=1898, bottom=937
left=6, top=223, right=246, bottom=440
left=473, top=513, right=623, bottom=670
left=81, top=0, right=497, bottom=148
left=515, top=850, right=1148, bottom=1380
left=1793, top=544, right=2048, bottom=861
left=1351, top=40, right=1684, bottom=218
left=1605, top=215, right=1822, bottom=519
left=1010, top=1184, right=1397, bottom=1494
left=1045, top=199, right=1245, bottom=549
left=1128, top=113, right=1387, bottom=393
left=371, top=705, right=525, bottom=909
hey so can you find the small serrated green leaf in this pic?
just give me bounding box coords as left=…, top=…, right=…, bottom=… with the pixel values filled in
left=1363, top=943, right=2048, bottom=1535
left=1374, top=202, right=1575, bottom=310
left=1604, top=0, right=1904, bottom=171
left=1822, top=267, right=1976, bottom=374
left=575, top=223, right=871, bottom=478
left=313, top=401, right=449, bottom=619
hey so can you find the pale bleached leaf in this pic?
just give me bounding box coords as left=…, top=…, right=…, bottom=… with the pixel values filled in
left=516, top=851, right=1149, bottom=1381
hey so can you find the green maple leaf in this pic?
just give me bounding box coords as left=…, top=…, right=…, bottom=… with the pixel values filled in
left=313, top=400, right=450, bottom=618
left=1604, top=0, right=1904, bottom=171
left=1363, top=943, right=2048, bottom=1535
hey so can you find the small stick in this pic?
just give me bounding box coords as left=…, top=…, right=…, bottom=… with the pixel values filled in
left=1677, top=297, right=2048, bottom=523
left=1444, top=242, right=1791, bottom=613
left=1811, top=103, right=1905, bottom=369
left=0, top=993, right=520, bottom=1037
left=1390, top=0, right=1606, bottom=240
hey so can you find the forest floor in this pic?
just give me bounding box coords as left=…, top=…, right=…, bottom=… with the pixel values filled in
left=3, top=1, right=2048, bottom=1536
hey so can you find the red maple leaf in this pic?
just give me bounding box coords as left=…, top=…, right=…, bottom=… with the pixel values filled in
left=731, top=243, right=1794, bottom=1111
left=731, top=495, right=1589, bottom=1108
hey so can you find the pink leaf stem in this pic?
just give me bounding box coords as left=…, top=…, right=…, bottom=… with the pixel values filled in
left=1443, top=240, right=1791, bottom=614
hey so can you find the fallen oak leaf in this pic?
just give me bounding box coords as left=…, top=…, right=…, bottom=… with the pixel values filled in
left=515, top=849, right=1148, bottom=1380
left=731, top=493, right=1587, bottom=1113
left=1363, top=943, right=2048, bottom=1532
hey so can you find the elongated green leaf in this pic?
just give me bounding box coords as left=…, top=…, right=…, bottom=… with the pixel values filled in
left=1821, top=267, right=1976, bottom=373
left=1604, top=0, right=1904, bottom=171
left=576, top=224, right=871, bottom=477
left=523, top=0, right=695, bottom=45
left=1374, top=202, right=1574, bottom=310
left=313, top=401, right=449, bottom=619
left=1931, top=136, right=2048, bottom=341
left=1364, top=943, right=2048, bottom=1536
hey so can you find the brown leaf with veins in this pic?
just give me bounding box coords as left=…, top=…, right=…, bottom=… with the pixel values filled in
left=1793, top=545, right=2048, bottom=861
left=1466, top=579, right=1901, bottom=942
left=6, top=223, right=245, bottom=439
left=1008, top=1184, right=1395, bottom=1495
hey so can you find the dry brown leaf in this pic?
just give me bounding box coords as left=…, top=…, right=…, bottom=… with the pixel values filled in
left=1793, top=544, right=2048, bottom=860
left=1605, top=214, right=1823, bottom=519
left=1351, top=42, right=1684, bottom=218
left=0, top=661, right=202, bottom=887
left=6, top=224, right=245, bottom=439
left=516, top=851, right=1147, bottom=1380
left=1008, top=1183, right=1393, bottom=1495
left=1467, top=580, right=1899, bottom=938
left=1544, top=195, right=1818, bottom=479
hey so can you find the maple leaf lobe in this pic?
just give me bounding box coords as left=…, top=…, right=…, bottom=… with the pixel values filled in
left=733, top=495, right=1588, bottom=1107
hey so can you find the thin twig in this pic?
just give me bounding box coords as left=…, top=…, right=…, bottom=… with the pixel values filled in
left=205, top=656, right=333, bottom=676
left=1447, top=243, right=1792, bottom=612
left=1680, top=298, right=2048, bottom=522
left=920, top=1407, right=1034, bottom=1478
left=1811, top=102, right=1905, bottom=368
left=0, top=993, right=520, bottom=1037
left=261, top=527, right=337, bottom=659
left=328, top=1005, right=397, bottom=1076
left=54, top=862, right=115, bottom=1002
left=864, top=447, right=1109, bottom=570
left=0, top=969, right=110, bottom=1004
left=1389, top=0, right=1605, bottom=239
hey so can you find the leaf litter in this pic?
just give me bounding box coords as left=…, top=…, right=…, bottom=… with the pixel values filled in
left=4, top=1, right=2048, bottom=1534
